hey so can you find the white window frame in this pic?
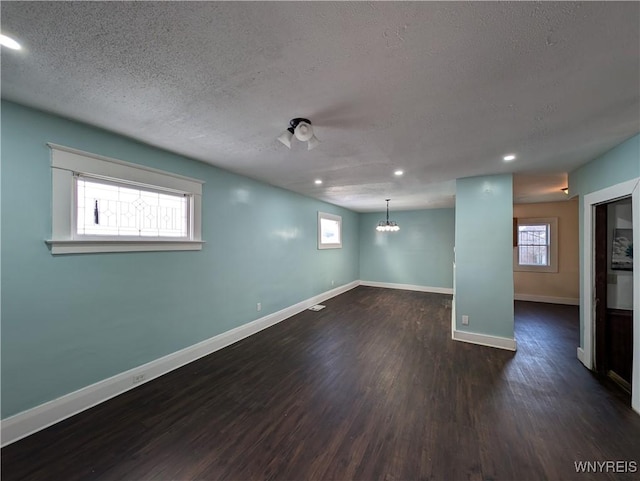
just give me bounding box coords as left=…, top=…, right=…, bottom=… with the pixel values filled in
left=317, top=211, right=342, bottom=249
left=46, top=144, right=204, bottom=254
left=514, top=217, right=558, bottom=273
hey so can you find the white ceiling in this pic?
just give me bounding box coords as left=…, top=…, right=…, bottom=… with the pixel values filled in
left=1, top=2, right=638, bottom=212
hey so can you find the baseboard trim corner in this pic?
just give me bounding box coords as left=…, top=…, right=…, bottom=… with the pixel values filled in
left=452, top=329, right=517, bottom=351
left=359, top=280, right=453, bottom=295
left=577, top=347, right=585, bottom=365
left=1, top=280, right=359, bottom=448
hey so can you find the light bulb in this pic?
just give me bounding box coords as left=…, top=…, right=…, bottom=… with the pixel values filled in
left=0, top=34, right=21, bottom=50
left=294, top=122, right=313, bottom=142
left=308, top=135, right=320, bottom=150
left=277, top=130, right=293, bottom=148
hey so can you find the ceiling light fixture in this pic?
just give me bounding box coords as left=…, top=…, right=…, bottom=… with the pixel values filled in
left=314, top=179, right=323, bottom=185
left=394, top=170, right=404, bottom=176
left=561, top=187, right=569, bottom=195
left=503, top=154, right=516, bottom=161
left=278, top=118, right=320, bottom=151
left=376, top=199, right=400, bottom=232
left=0, top=34, right=22, bottom=50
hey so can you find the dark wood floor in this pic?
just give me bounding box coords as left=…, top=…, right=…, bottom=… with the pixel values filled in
left=2, top=287, right=639, bottom=480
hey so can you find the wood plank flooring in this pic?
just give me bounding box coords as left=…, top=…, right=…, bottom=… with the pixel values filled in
left=2, top=287, right=639, bottom=480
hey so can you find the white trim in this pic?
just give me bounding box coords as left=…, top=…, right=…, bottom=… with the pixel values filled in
left=581, top=176, right=639, bottom=415
left=45, top=239, right=204, bottom=254
left=577, top=347, right=585, bottom=364
left=452, top=329, right=517, bottom=351
left=514, top=293, right=579, bottom=305
left=0, top=281, right=359, bottom=447
left=48, top=144, right=203, bottom=254
left=582, top=177, right=638, bottom=369
left=359, top=280, right=453, bottom=295
left=48, top=143, right=204, bottom=190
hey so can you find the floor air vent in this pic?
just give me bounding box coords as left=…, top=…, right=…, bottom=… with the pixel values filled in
left=308, top=304, right=326, bottom=311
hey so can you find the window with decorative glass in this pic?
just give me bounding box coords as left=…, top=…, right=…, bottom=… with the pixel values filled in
left=47, top=144, right=203, bottom=254
left=75, top=176, right=189, bottom=238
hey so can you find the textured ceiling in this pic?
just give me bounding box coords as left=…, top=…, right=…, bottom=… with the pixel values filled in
left=1, top=1, right=638, bottom=212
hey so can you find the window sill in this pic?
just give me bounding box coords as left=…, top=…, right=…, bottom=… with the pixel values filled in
left=45, top=239, right=204, bottom=255
left=514, top=264, right=558, bottom=273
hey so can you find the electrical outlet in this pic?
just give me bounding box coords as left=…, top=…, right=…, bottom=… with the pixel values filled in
left=462, top=315, right=469, bottom=325
left=132, top=374, right=146, bottom=385
left=331, top=280, right=335, bottom=286
left=257, top=302, right=261, bottom=311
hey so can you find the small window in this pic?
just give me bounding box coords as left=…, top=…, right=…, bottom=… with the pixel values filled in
left=518, top=223, right=549, bottom=266
left=318, top=212, right=342, bottom=249
left=514, top=217, right=558, bottom=272
left=46, top=144, right=204, bottom=254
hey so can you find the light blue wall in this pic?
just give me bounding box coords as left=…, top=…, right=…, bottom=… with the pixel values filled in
left=569, top=133, right=640, bottom=346
left=569, top=135, right=639, bottom=197
left=359, top=209, right=455, bottom=288
left=1, top=101, right=359, bottom=418
left=454, top=174, right=514, bottom=339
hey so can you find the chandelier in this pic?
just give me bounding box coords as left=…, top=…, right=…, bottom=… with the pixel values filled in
left=376, top=199, right=400, bottom=232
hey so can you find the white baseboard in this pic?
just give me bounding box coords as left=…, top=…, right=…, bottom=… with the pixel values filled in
left=514, top=293, right=579, bottom=305
left=577, top=347, right=585, bottom=365
left=359, top=280, right=453, bottom=295
left=452, top=329, right=517, bottom=351
left=0, top=281, right=359, bottom=447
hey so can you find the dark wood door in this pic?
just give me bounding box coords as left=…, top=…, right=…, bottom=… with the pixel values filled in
left=594, top=202, right=634, bottom=392
left=594, top=204, right=608, bottom=373
left=605, top=308, right=633, bottom=389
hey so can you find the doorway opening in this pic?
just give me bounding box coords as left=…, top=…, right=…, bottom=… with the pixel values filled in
left=581, top=177, right=639, bottom=413
left=594, top=198, right=634, bottom=393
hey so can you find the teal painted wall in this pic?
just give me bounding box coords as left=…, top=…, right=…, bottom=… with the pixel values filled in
left=569, top=133, right=640, bottom=346
left=1, top=101, right=359, bottom=418
left=454, top=174, right=514, bottom=339
left=569, top=135, right=639, bottom=197
left=359, top=209, right=455, bottom=288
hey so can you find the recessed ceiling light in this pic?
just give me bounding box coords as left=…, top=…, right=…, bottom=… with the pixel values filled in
left=503, top=154, right=516, bottom=162
left=394, top=170, right=404, bottom=176
left=0, top=34, right=22, bottom=50
left=314, top=179, right=323, bottom=185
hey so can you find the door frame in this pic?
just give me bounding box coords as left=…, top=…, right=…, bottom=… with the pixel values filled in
left=581, top=177, right=639, bottom=413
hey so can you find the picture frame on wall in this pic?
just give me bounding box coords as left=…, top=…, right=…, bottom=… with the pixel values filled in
left=318, top=212, right=342, bottom=249
left=611, top=228, right=633, bottom=271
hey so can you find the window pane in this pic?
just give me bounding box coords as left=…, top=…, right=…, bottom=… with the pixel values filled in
left=518, top=245, right=549, bottom=266
left=518, top=223, right=550, bottom=266
left=320, top=218, right=341, bottom=244
left=77, top=178, right=188, bottom=238
left=518, top=224, right=548, bottom=245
